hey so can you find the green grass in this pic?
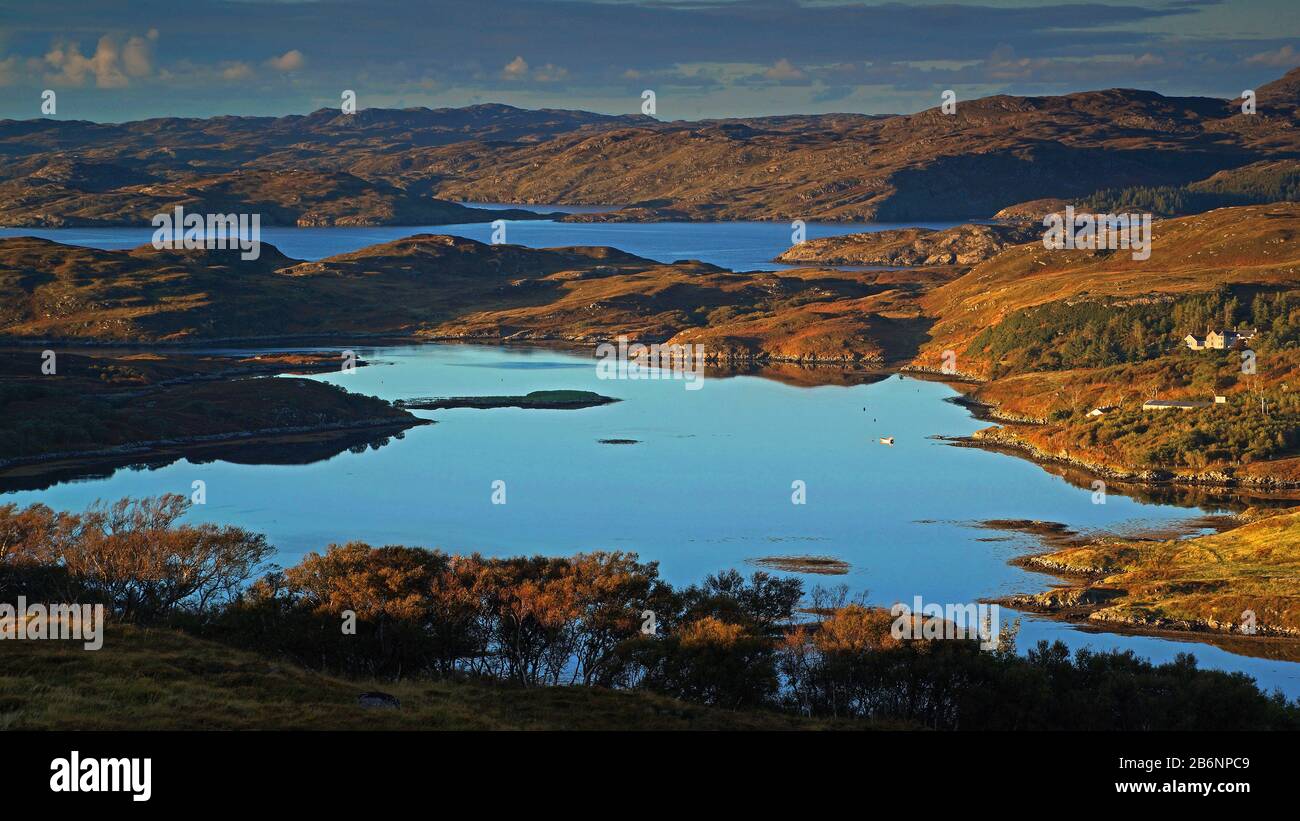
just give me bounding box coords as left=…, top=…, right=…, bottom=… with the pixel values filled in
left=522, top=390, right=603, bottom=402
left=0, top=624, right=842, bottom=730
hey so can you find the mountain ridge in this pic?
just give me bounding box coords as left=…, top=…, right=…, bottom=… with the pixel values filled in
left=2, top=69, right=1297, bottom=226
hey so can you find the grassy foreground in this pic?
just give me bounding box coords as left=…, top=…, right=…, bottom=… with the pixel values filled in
left=0, top=624, right=839, bottom=731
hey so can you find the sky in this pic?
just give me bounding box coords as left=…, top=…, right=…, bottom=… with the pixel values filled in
left=0, top=0, right=1297, bottom=122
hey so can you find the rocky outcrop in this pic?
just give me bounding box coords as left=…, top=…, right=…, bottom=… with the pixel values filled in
left=775, top=223, right=1040, bottom=267
left=1002, top=586, right=1124, bottom=610
left=992, top=198, right=1071, bottom=222
left=967, top=425, right=1300, bottom=489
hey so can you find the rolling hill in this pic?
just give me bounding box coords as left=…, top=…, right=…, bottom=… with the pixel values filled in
left=1, top=67, right=1297, bottom=226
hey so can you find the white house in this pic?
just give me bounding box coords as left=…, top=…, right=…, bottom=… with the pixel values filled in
left=1143, top=398, right=1212, bottom=410
left=1186, top=329, right=1258, bottom=351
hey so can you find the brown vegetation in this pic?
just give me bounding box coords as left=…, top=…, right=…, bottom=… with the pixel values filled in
left=749, top=556, right=851, bottom=575
left=1, top=69, right=1298, bottom=226
left=3, top=497, right=1297, bottom=729
left=1003, top=507, right=1300, bottom=654
left=0, top=495, right=271, bottom=623
left=0, top=234, right=931, bottom=364
left=912, top=204, right=1300, bottom=482
left=775, top=223, right=1039, bottom=267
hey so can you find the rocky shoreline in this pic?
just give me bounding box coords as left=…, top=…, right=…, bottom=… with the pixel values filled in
left=964, top=425, right=1300, bottom=490
left=902, top=366, right=1300, bottom=490
left=999, top=582, right=1300, bottom=642
left=774, top=223, right=1039, bottom=267
left=980, top=514, right=1300, bottom=661
left=995, top=588, right=1300, bottom=659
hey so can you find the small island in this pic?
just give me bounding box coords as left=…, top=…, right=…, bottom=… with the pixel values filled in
left=396, top=389, right=618, bottom=410
left=749, top=555, right=851, bottom=575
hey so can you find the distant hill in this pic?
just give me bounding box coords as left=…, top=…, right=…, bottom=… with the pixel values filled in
left=1253, top=66, right=1300, bottom=110
left=2, top=69, right=1299, bottom=225
left=4, top=204, right=1300, bottom=482
left=0, top=166, right=559, bottom=228
left=370, top=70, right=1300, bottom=221
left=0, top=234, right=654, bottom=342
left=0, top=104, right=645, bottom=227
left=0, top=231, right=933, bottom=364
left=774, top=223, right=1040, bottom=266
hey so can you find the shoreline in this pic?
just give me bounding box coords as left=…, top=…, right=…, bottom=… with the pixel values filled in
left=994, top=590, right=1300, bottom=666
left=11, top=335, right=1300, bottom=496
left=907, top=368, right=1300, bottom=493
left=5, top=338, right=1299, bottom=669
left=958, top=425, right=1300, bottom=490
left=0, top=417, right=431, bottom=482
left=0, top=211, right=1004, bottom=230
left=979, top=517, right=1300, bottom=665
left=4, top=332, right=911, bottom=373
left=999, top=592, right=1300, bottom=664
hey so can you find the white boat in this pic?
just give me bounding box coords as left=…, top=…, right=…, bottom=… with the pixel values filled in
left=879, top=436, right=894, bottom=445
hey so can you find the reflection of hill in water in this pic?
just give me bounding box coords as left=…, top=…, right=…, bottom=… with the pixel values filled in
left=0, top=427, right=408, bottom=494
left=706, top=362, right=894, bottom=389
left=1032, top=458, right=1300, bottom=513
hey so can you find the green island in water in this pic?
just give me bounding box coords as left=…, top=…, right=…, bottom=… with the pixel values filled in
left=395, top=390, right=618, bottom=410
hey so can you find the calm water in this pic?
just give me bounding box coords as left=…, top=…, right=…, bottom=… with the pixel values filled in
left=6, top=343, right=1299, bottom=695
left=4, top=218, right=1298, bottom=695
left=0, top=213, right=969, bottom=271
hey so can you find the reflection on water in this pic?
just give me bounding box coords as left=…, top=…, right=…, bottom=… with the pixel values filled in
left=3, top=219, right=1297, bottom=694
left=3, top=342, right=1297, bottom=696
left=0, top=217, right=970, bottom=272
left=0, top=426, right=414, bottom=494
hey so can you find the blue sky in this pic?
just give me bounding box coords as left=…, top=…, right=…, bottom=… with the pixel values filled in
left=0, top=0, right=1296, bottom=121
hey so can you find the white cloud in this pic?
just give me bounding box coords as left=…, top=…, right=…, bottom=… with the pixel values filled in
left=36, top=30, right=157, bottom=88
left=501, top=55, right=529, bottom=80
left=122, top=33, right=155, bottom=78
left=44, top=36, right=127, bottom=88
left=266, top=49, right=306, bottom=72
left=981, top=45, right=1053, bottom=82
left=1247, top=45, right=1299, bottom=68
left=533, top=63, right=568, bottom=82
left=221, top=62, right=255, bottom=81
left=0, top=57, right=21, bottom=88
left=764, top=58, right=806, bottom=81
left=499, top=56, right=567, bottom=83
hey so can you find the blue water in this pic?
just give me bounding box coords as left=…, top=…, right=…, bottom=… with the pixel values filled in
left=4, top=219, right=1298, bottom=696
left=6, top=342, right=1298, bottom=696
left=0, top=215, right=967, bottom=272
